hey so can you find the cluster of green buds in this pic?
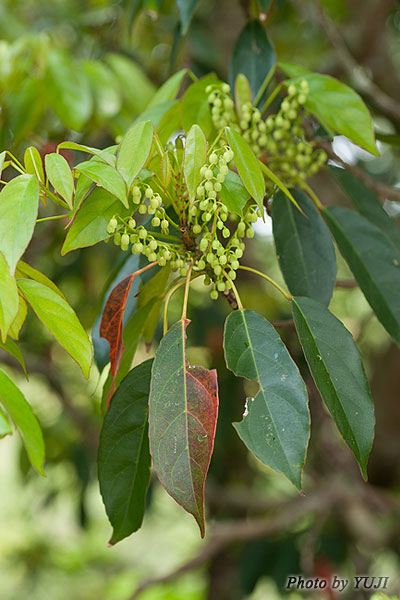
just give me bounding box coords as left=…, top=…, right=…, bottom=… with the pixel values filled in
left=207, top=83, right=236, bottom=130
left=106, top=141, right=263, bottom=300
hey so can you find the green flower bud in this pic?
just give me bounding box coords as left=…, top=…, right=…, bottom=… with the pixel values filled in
left=197, top=259, right=205, bottom=270
left=219, top=254, right=227, bottom=265
left=180, top=266, right=188, bottom=276
left=223, top=149, right=234, bottom=162
left=197, top=185, right=205, bottom=197
left=200, top=165, right=207, bottom=178
left=161, top=219, right=169, bottom=230
left=216, top=173, right=225, bottom=183
left=114, top=232, right=121, bottom=245
left=208, top=190, right=217, bottom=200
left=217, top=281, right=226, bottom=292
left=210, top=289, right=219, bottom=300
left=152, top=216, right=161, bottom=227
left=138, top=204, right=147, bottom=214
left=214, top=264, right=222, bottom=276
left=214, top=182, right=222, bottom=192
left=193, top=224, right=202, bottom=235
left=139, top=229, right=147, bottom=239
left=200, top=238, right=208, bottom=252
left=297, top=93, right=307, bottom=105
left=222, top=227, right=230, bottom=238
left=219, top=164, right=229, bottom=175
left=235, top=248, right=243, bottom=258
left=288, top=84, right=297, bottom=96
left=205, top=181, right=214, bottom=193
left=148, top=252, right=157, bottom=262
left=132, top=242, right=143, bottom=254
left=231, top=259, right=239, bottom=270
left=228, top=270, right=236, bottom=280
left=149, top=239, right=158, bottom=251
left=107, top=218, right=118, bottom=234
left=145, top=187, right=153, bottom=199
left=209, top=152, right=218, bottom=164
left=222, top=83, right=230, bottom=94
left=205, top=168, right=214, bottom=180
left=158, top=256, right=167, bottom=266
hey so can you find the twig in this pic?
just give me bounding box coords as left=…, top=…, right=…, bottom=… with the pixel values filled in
left=335, top=279, right=358, bottom=289
left=318, top=139, right=400, bottom=203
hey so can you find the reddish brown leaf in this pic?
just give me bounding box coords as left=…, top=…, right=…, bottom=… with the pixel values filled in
left=149, top=319, right=219, bottom=537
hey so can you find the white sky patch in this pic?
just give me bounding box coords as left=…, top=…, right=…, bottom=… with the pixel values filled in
left=253, top=207, right=273, bottom=238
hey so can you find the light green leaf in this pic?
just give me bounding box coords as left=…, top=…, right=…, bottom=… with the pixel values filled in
left=74, top=157, right=128, bottom=208
left=285, top=73, right=378, bottom=155
left=272, top=190, right=336, bottom=305
left=83, top=60, right=122, bottom=119
left=106, top=53, right=155, bottom=114
left=278, top=61, right=311, bottom=78
left=8, top=296, right=27, bottom=342
left=148, top=69, right=187, bottom=108
left=219, top=170, right=250, bottom=216
left=117, top=120, right=154, bottom=190
left=0, top=368, right=45, bottom=475
left=0, top=174, right=39, bottom=275
left=0, top=253, right=19, bottom=342
left=17, top=279, right=93, bottom=378
left=15, top=261, right=65, bottom=299
left=292, top=296, right=375, bottom=478
left=0, top=151, right=6, bottom=179
left=45, top=153, right=74, bottom=209
left=226, top=127, right=265, bottom=211
left=324, top=206, right=400, bottom=346
left=184, top=124, right=207, bottom=202
left=0, top=406, right=12, bottom=439
left=57, top=142, right=117, bottom=167
left=181, top=75, right=218, bottom=137
left=62, top=188, right=131, bottom=255
left=24, top=146, right=44, bottom=183
left=0, top=334, right=27, bottom=377
left=224, top=309, right=310, bottom=489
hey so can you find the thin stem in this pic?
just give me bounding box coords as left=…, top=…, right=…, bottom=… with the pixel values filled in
left=181, top=263, right=193, bottom=321
left=239, top=265, right=292, bottom=300
left=6, top=151, right=25, bottom=171
left=260, top=83, right=282, bottom=114
left=150, top=230, right=182, bottom=243
left=224, top=272, right=243, bottom=310
left=9, top=161, right=25, bottom=175
left=187, top=69, right=199, bottom=83
left=301, top=182, right=323, bottom=210
left=208, top=128, right=226, bottom=155
left=163, top=279, right=187, bottom=335
left=254, top=65, right=277, bottom=107
left=37, top=214, right=69, bottom=223
left=163, top=212, right=181, bottom=232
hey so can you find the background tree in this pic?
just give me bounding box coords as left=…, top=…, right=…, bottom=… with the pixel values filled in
left=0, top=1, right=400, bottom=599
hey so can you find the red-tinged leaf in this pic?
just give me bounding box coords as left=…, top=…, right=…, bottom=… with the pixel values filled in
left=99, top=263, right=156, bottom=403
left=149, top=319, right=218, bottom=537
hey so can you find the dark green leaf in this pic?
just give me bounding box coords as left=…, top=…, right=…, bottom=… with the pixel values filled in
left=375, top=132, right=400, bottom=147
left=149, top=320, right=218, bottom=537
left=117, top=120, right=153, bottom=190
left=292, top=296, right=374, bottom=478
left=0, top=174, right=39, bottom=275
left=226, top=127, right=265, bottom=211
left=184, top=124, right=207, bottom=202
left=181, top=75, right=217, bottom=137
left=324, top=206, right=400, bottom=346
left=176, top=0, right=199, bottom=34
left=230, top=20, right=276, bottom=102
left=0, top=334, right=27, bottom=377
left=219, top=170, right=250, bottom=216
left=17, top=279, right=93, bottom=378
left=224, top=309, right=309, bottom=489
left=98, top=359, right=153, bottom=544
left=329, top=166, right=400, bottom=251
left=62, top=188, right=131, bottom=255
left=272, top=190, right=336, bottom=305
left=0, top=368, right=45, bottom=475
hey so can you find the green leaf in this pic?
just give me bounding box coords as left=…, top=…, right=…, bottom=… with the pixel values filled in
left=62, top=188, right=131, bottom=255
left=74, top=158, right=128, bottom=208
left=24, top=146, right=44, bottom=183
left=230, top=20, right=276, bottom=101
left=0, top=151, right=6, bottom=178
left=160, top=152, right=172, bottom=187
left=83, top=60, right=122, bottom=119
left=324, top=206, right=400, bottom=346
left=181, top=75, right=217, bottom=137
left=223, top=309, right=309, bottom=489
left=0, top=253, right=19, bottom=342
left=176, top=0, right=199, bottom=34
left=15, top=261, right=65, bottom=299
left=17, top=279, right=93, bottom=378
left=98, top=359, right=152, bottom=544
left=0, top=174, right=39, bottom=275
left=278, top=61, right=311, bottom=79
left=137, top=265, right=171, bottom=344
left=375, top=132, right=400, bottom=147
left=0, top=335, right=27, bottom=377
left=157, top=101, right=183, bottom=145
left=226, top=127, right=265, bottom=211
left=8, top=296, right=27, bottom=341
left=148, top=68, right=187, bottom=108
left=117, top=120, right=153, bottom=190
left=272, top=190, right=336, bottom=305
left=57, top=142, right=117, bottom=167
left=329, top=166, right=400, bottom=251
left=46, top=49, right=92, bottom=131
left=184, top=125, right=208, bottom=202
left=292, top=296, right=374, bottom=478
left=0, top=406, right=12, bottom=439
left=45, top=153, right=74, bottom=209
left=149, top=320, right=218, bottom=537
left=219, top=170, right=250, bottom=216
left=285, top=73, right=378, bottom=155
left=0, top=368, right=45, bottom=475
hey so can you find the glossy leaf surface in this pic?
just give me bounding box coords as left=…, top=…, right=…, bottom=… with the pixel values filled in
left=45, top=153, right=74, bottom=209
left=230, top=20, right=276, bottom=101
left=0, top=174, right=39, bottom=275
left=116, top=120, right=153, bottom=190
left=181, top=75, right=217, bottom=137
left=226, top=127, right=265, bottom=211
left=292, top=296, right=374, bottom=478
left=324, top=206, right=400, bottom=346
left=224, top=309, right=309, bottom=489
left=184, top=124, right=207, bottom=202
left=272, top=190, right=336, bottom=305
left=219, top=170, right=250, bottom=216
left=98, top=359, right=153, bottom=544
left=0, top=368, right=45, bottom=475
left=329, top=166, right=400, bottom=251
left=74, top=158, right=128, bottom=207
left=18, top=279, right=92, bottom=378
left=149, top=320, right=218, bottom=537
